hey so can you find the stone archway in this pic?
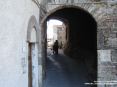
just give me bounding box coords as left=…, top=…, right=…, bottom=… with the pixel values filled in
left=27, top=16, right=40, bottom=87
left=41, top=5, right=93, bottom=24
left=41, top=5, right=98, bottom=85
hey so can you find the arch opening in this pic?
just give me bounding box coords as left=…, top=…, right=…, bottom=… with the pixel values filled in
left=27, top=16, right=39, bottom=87
left=47, top=19, right=67, bottom=49
left=42, top=6, right=97, bottom=87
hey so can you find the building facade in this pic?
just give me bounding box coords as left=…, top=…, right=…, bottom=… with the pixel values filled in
left=53, top=24, right=66, bottom=48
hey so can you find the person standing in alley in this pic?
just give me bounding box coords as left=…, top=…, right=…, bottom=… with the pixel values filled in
left=53, top=40, right=59, bottom=54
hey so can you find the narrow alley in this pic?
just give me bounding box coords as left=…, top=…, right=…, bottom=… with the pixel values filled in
left=43, top=6, right=98, bottom=87
left=44, top=49, right=91, bottom=87
left=0, top=0, right=116, bottom=87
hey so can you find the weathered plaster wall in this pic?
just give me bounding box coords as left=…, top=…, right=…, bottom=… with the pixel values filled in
left=0, top=0, right=41, bottom=87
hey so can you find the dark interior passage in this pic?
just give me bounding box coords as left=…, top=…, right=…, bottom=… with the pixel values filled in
left=44, top=50, right=90, bottom=87
left=48, top=8, right=97, bottom=55
left=45, top=7, right=97, bottom=87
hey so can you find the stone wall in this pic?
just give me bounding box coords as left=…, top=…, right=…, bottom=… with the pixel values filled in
left=98, top=8, right=117, bottom=87
left=0, top=0, right=116, bottom=87
left=42, top=0, right=117, bottom=87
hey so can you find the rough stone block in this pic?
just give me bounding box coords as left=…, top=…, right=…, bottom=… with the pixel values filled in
left=98, top=50, right=111, bottom=62
left=106, top=38, right=117, bottom=48
left=97, top=30, right=105, bottom=49
left=111, top=50, right=117, bottom=63
left=113, top=22, right=117, bottom=28
left=110, top=32, right=117, bottom=38
left=112, top=27, right=117, bottom=33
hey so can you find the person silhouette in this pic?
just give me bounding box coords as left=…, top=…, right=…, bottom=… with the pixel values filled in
left=53, top=40, right=59, bottom=54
